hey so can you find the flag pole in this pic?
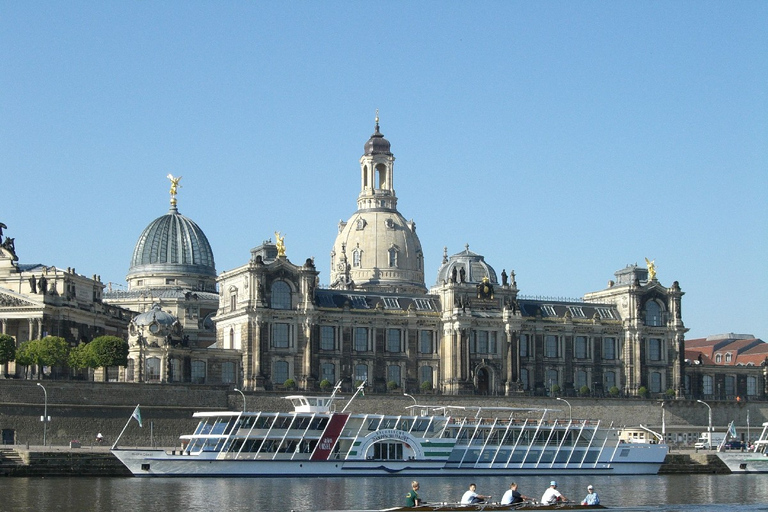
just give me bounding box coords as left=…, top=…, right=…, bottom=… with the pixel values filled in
left=111, top=404, right=140, bottom=450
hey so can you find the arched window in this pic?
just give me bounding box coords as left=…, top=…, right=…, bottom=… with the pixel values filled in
left=169, top=358, right=181, bottom=382
left=387, top=365, right=401, bottom=388
left=546, top=369, right=559, bottom=391
left=725, top=353, right=732, bottom=363
left=352, top=249, right=362, bottom=267
left=271, top=281, right=291, bottom=309
left=145, top=357, right=161, bottom=382
left=388, top=247, right=398, bottom=268
left=576, top=370, right=588, bottom=389
left=644, top=300, right=663, bottom=326
left=715, top=353, right=722, bottom=363
left=126, top=359, right=135, bottom=382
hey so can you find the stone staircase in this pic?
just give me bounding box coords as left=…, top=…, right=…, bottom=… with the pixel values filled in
left=0, top=448, right=24, bottom=476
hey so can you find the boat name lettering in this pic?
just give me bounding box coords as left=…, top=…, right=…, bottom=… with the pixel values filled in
left=370, top=429, right=411, bottom=443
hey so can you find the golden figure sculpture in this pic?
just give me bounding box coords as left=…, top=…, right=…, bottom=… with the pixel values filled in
left=275, top=231, right=286, bottom=257
left=645, top=257, right=656, bottom=281
left=167, top=174, right=182, bottom=206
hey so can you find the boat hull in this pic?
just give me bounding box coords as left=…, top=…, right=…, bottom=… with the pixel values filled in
left=111, top=448, right=665, bottom=477
left=715, top=451, right=768, bottom=473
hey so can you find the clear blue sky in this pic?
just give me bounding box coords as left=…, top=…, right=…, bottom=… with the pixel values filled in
left=2, top=2, right=766, bottom=340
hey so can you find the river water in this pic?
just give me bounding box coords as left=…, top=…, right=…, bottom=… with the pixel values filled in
left=4, top=474, right=767, bottom=512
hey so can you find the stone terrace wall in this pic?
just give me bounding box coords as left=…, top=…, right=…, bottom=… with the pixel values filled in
left=1, top=381, right=765, bottom=448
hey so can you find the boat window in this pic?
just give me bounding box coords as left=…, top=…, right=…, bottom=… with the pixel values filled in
left=539, top=450, right=555, bottom=463
left=372, top=442, right=403, bottom=461
left=412, top=419, right=431, bottom=432
left=294, top=417, right=310, bottom=430
left=309, top=417, right=328, bottom=431
left=274, top=416, right=293, bottom=429
left=508, top=450, right=525, bottom=463
left=254, top=416, right=275, bottom=429
left=583, top=449, right=599, bottom=463
left=368, top=418, right=382, bottom=431
left=380, top=418, right=397, bottom=429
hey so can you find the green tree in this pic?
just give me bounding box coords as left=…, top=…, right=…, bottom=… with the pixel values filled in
left=16, top=337, right=69, bottom=378
left=319, top=379, right=332, bottom=391
left=420, top=381, right=433, bottom=392
left=0, top=334, right=16, bottom=366
left=550, top=384, right=561, bottom=396
left=284, top=378, right=296, bottom=389
left=608, top=386, right=620, bottom=397
left=579, top=385, right=591, bottom=397
left=68, top=343, right=95, bottom=371
left=637, top=386, right=649, bottom=398
left=387, top=380, right=399, bottom=391
left=88, top=336, right=128, bottom=381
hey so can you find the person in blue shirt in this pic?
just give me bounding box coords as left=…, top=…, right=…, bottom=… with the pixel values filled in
left=581, top=484, right=600, bottom=506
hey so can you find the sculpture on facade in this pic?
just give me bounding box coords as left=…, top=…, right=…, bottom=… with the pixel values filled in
left=645, top=257, right=656, bottom=281
left=275, top=231, right=286, bottom=257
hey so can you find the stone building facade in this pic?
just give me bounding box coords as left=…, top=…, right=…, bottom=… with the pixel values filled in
left=214, top=119, right=690, bottom=397
left=0, top=226, right=133, bottom=378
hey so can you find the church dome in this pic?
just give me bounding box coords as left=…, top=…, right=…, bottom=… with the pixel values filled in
left=331, top=211, right=425, bottom=294
left=128, top=206, right=216, bottom=280
left=130, top=303, right=181, bottom=337
left=435, top=245, right=498, bottom=286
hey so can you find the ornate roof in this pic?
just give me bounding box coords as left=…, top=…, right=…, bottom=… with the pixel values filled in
left=128, top=206, right=216, bottom=279
left=435, top=245, right=498, bottom=285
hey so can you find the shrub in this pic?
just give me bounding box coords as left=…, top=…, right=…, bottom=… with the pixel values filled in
left=284, top=378, right=296, bottom=389
left=665, top=388, right=676, bottom=398
left=608, top=386, right=620, bottom=397
left=550, top=384, right=561, bottom=396
left=420, top=381, right=433, bottom=392
left=354, top=380, right=365, bottom=388
left=579, top=385, right=590, bottom=397
left=387, top=380, right=399, bottom=391
left=319, top=379, right=332, bottom=390
left=638, top=386, right=649, bottom=398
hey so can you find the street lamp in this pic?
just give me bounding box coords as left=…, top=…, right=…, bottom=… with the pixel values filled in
left=403, top=393, right=418, bottom=406
left=697, top=399, right=712, bottom=433
left=556, top=397, right=572, bottom=423
left=233, top=388, right=246, bottom=413
left=36, top=383, right=48, bottom=446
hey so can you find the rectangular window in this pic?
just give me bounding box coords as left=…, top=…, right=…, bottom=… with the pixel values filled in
left=490, top=331, right=497, bottom=354
left=520, top=368, right=529, bottom=390
left=703, top=375, right=713, bottom=395
left=576, top=370, right=588, bottom=389
left=648, top=338, right=662, bottom=361
left=321, top=363, right=335, bottom=384
left=604, top=371, right=616, bottom=390
left=354, top=364, right=368, bottom=384
left=273, top=361, right=289, bottom=384
left=354, top=327, right=369, bottom=352
left=419, top=366, right=433, bottom=388
left=545, top=335, right=558, bottom=358
left=519, top=334, right=528, bottom=357
left=603, top=337, right=616, bottom=360
left=272, top=323, right=290, bottom=348
left=221, top=362, right=235, bottom=384
left=419, top=331, right=433, bottom=354
left=747, top=376, right=757, bottom=396
left=650, top=372, right=662, bottom=393
left=386, top=329, right=402, bottom=353
left=320, top=326, right=335, bottom=351
left=542, top=305, right=557, bottom=317
left=575, top=336, right=588, bottom=359
left=230, top=294, right=237, bottom=311
left=387, top=365, right=401, bottom=387
left=475, top=331, right=488, bottom=354
left=383, top=297, right=400, bottom=309
left=725, top=375, right=736, bottom=397
left=568, top=306, right=586, bottom=318
left=191, top=360, right=206, bottom=384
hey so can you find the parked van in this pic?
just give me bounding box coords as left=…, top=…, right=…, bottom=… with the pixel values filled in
left=694, top=431, right=726, bottom=450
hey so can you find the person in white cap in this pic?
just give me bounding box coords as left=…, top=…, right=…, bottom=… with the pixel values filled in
left=541, top=481, right=568, bottom=505
left=582, top=484, right=600, bottom=506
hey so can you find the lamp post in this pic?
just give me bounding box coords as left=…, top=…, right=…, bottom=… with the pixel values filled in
left=403, top=393, right=418, bottom=406
left=697, top=399, right=712, bottom=433
left=556, top=397, right=572, bottom=423
left=36, top=383, right=48, bottom=446
left=233, top=388, right=246, bottom=413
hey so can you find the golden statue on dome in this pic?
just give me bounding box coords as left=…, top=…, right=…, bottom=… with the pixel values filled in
left=167, top=174, right=182, bottom=207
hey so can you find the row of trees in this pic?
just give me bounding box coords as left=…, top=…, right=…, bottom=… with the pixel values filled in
left=0, top=334, right=128, bottom=381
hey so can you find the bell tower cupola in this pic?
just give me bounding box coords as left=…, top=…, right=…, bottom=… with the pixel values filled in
left=358, top=110, right=397, bottom=212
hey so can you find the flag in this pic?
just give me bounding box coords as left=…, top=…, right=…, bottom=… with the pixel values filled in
left=131, top=405, right=143, bottom=428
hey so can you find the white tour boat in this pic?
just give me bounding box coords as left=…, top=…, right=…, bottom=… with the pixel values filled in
left=111, top=383, right=668, bottom=477
left=715, top=422, right=768, bottom=473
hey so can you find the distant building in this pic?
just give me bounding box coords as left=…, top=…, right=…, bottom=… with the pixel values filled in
left=684, top=333, right=768, bottom=400
left=0, top=228, right=132, bottom=379
left=214, top=118, right=690, bottom=397
left=103, top=181, right=240, bottom=385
